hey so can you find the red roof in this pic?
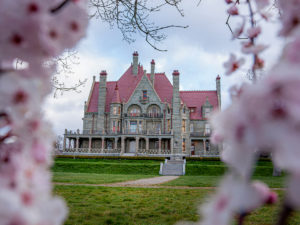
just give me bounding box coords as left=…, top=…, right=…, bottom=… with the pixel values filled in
left=87, top=64, right=219, bottom=120
left=180, top=91, right=218, bottom=120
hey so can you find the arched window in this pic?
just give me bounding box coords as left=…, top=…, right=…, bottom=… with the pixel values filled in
left=128, top=105, right=141, bottom=116
left=147, top=105, right=161, bottom=117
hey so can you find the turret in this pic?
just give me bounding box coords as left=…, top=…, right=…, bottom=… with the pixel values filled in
left=97, top=70, right=107, bottom=133
left=132, top=51, right=139, bottom=75
left=150, top=59, right=155, bottom=86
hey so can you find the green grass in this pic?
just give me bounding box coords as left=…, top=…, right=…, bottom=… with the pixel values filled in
left=54, top=185, right=300, bottom=225
left=54, top=185, right=205, bottom=225
left=162, top=175, right=286, bottom=188
left=53, top=158, right=279, bottom=177
left=53, top=172, right=155, bottom=184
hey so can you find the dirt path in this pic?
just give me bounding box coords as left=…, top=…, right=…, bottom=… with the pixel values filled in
left=54, top=176, right=285, bottom=190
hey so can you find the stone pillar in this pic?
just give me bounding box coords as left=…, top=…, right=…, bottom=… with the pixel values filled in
left=101, top=137, right=105, bottom=152
left=121, top=137, right=125, bottom=155
left=114, top=137, right=118, bottom=149
left=203, top=139, right=206, bottom=156
left=63, top=136, right=66, bottom=151
left=171, top=138, right=174, bottom=154
left=172, top=70, right=182, bottom=155
left=88, top=137, right=92, bottom=153
left=158, top=138, right=162, bottom=154
left=76, top=137, right=79, bottom=152
left=146, top=138, right=149, bottom=151
left=135, top=137, right=139, bottom=154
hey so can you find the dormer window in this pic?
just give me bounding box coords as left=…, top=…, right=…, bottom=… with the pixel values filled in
left=205, top=108, right=211, bottom=117
left=189, top=107, right=196, bottom=113
left=142, top=90, right=147, bottom=100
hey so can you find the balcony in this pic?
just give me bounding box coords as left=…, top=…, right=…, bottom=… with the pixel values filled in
left=190, top=130, right=211, bottom=137
left=123, top=113, right=163, bottom=118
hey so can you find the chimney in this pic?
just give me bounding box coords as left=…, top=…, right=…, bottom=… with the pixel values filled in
left=172, top=70, right=182, bottom=154
left=150, top=59, right=155, bottom=86
left=132, top=51, right=139, bottom=75
left=216, top=75, right=221, bottom=109
left=93, top=75, right=95, bottom=82
left=97, top=70, right=107, bottom=133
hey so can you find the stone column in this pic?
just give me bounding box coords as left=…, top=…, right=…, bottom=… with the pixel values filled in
left=135, top=137, right=139, bottom=154
left=101, top=137, right=105, bottom=152
left=171, top=138, right=174, bottom=154
left=114, top=137, right=118, bottom=149
left=158, top=138, right=162, bottom=154
left=76, top=137, right=79, bottom=152
left=63, top=136, right=66, bottom=151
left=121, top=137, right=125, bottom=155
left=203, top=139, right=206, bottom=156
left=146, top=138, right=149, bottom=151
left=88, top=137, right=92, bottom=153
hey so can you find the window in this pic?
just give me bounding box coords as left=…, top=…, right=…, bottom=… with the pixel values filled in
left=130, top=121, right=137, bottom=133
left=113, top=106, right=117, bottom=115
left=182, top=138, right=186, bottom=152
left=183, top=107, right=186, bottom=114
left=139, top=121, right=143, bottom=132
left=167, top=119, right=171, bottom=131
left=190, top=123, right=194, bottom=132
left=182, top=120, right=186, bottom=133
left=128, top=105, right=141, bottom=116
left=118, top=106, right=121, bottom=114
left=205, top=123, right=211, bottom=135
left=112, top=121, right=116, bottom=132
left=205, top=107, right=211, bottom=118
left=190, top=107, right=195, bottom=113
left=148, top=105, right=160, bottom=117
left=205, top=140, right=210, bottom=151
left=142, top=90, right=147, bottom=100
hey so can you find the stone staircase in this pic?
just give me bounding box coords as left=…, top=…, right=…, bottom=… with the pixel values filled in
left=160, top=158, right=186, bottom=176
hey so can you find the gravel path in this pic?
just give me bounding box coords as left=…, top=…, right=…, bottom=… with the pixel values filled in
left=106, top=176, right=179, bottom=186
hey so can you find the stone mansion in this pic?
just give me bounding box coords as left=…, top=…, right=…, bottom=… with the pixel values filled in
left=63, top=52, right=221, bottom=157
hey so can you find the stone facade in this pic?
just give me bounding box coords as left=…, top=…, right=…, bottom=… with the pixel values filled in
left=63, top=52, right=221, bottom=157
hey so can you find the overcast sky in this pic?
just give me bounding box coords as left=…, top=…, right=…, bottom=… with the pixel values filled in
left=44, top=0, right=283, bottom=136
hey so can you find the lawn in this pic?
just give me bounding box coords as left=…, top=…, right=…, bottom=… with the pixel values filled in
left=52, top=157, right=297, bottom=224
left=162, top=175, right=286, bottom=188
left=54, top=185, right=300, bottom=225
left=53, top=172, right=155, bottom=184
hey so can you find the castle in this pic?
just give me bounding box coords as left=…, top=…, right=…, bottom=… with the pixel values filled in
left=63, top=52, right=221, bottom=157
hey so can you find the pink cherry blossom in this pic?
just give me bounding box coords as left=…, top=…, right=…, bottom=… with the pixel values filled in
left=254, top=0, right=270, bottom=11
left=227, top=5, right=239, bottom=16
left=241, top=42, right=268, bottom=54
left=223, top=54, right=245, bottom=75
left=247, top=26, right=261, bottom=38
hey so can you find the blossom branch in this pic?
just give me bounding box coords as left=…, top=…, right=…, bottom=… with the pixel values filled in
left=50, top=0, right=71, bottom=14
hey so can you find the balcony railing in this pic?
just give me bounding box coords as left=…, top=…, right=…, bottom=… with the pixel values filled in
left=123, top=113, right=163, bottom=118
left=190, top=130, right=211, bottom=137
left=65, top=129, right=173, bottom=136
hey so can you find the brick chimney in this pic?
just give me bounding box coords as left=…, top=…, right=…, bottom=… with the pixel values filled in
left=132, top=51, right=139, bottom=75
left=150, top=59, right=155, bottom=86
left=172, top=70, right=182, bottom=154
left=97, top=70, right=107, bottom=133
